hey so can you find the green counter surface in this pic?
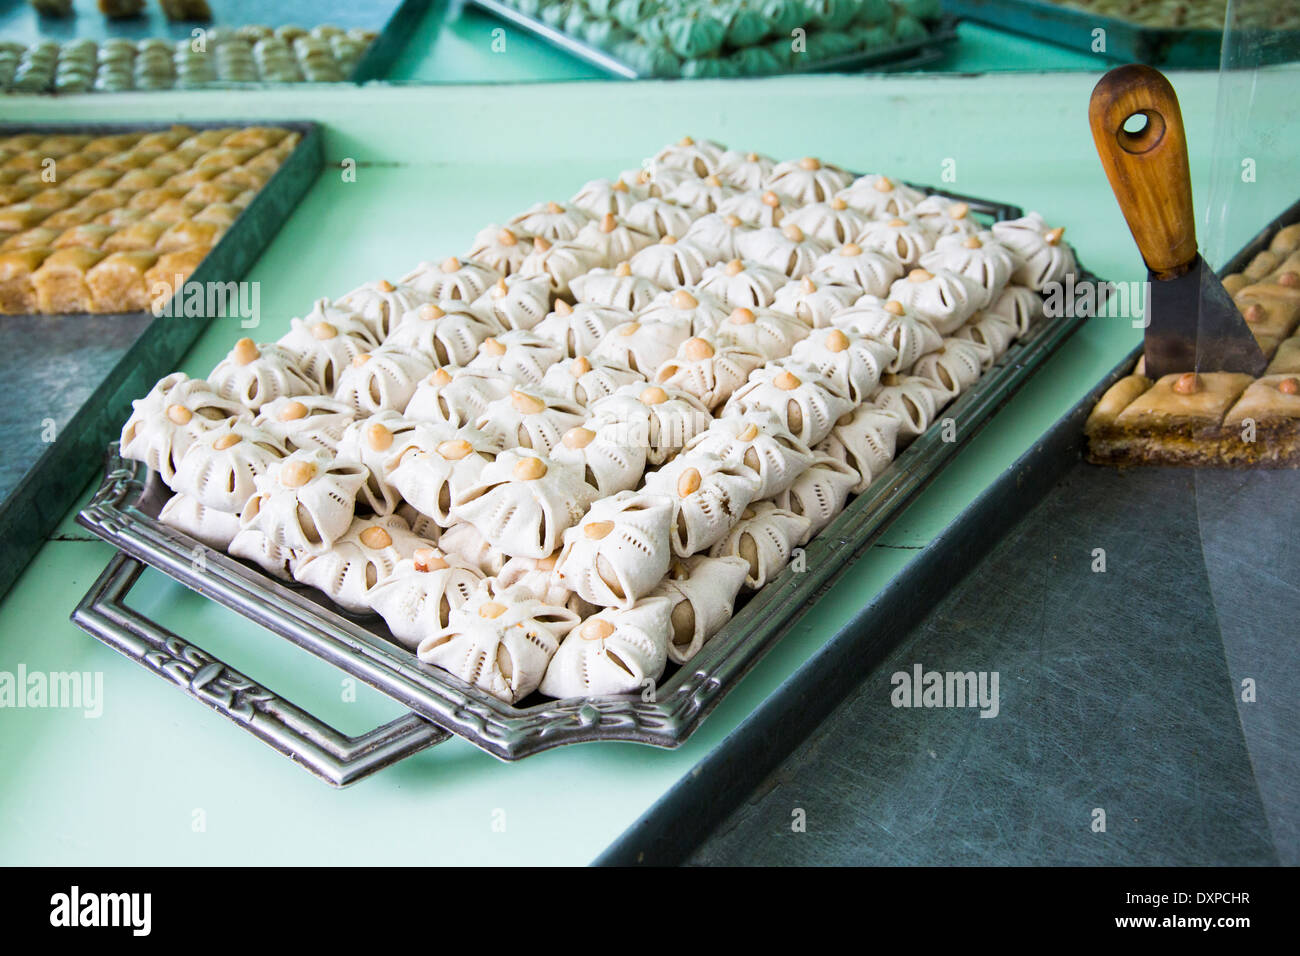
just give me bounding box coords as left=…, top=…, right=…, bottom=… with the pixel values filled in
left=0, top=70, right=1295, bottom=865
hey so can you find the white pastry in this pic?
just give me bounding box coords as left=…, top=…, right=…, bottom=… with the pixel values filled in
left=712, top=305, right=809, bottom=360
left=476, top=387, right=587, bottom=455
left=911, top=195, right=982, bottom=238
left=277, top=308, right=380, bottom=395
left=765, top=156, right=853, bottom=204
left=869, top=374, right=950, bottom=441
left=396, top=503, right=443, bottom=541
left=651, top=136, right=726, bottom=177
left=724, top=365, right=853, bottom=446
left=386, top=425, right=500, bottom=527
left=383, top=302, right=496, bottom=368
left=885, top=267, right=985, bottom=335
left=573, top=212, right=656, bottom=267
left=651, top=555, right=749, bottom=664
left=717, top=189, right=787, bottom=228
left=715, top=149, right=775, bottom=191
left=986, top=283, right=1045, bottom=335
left=622, top=197, right=697, bottom=240
left=627, top=235, right=711, bottom=289
left=587, top=383, right=710, bottom=465
left=550, top=420, right=647, bottom=497
left=239, top=449, right=367, bottom=554
left=771, top=275, right=860, bottom=328
left=172, top=420, right=286, bottom=513
left=333, top=346, right=434, bottom=415
left=665, top=174, right=738, bottom=215
left=736, top=224, right=831, bottom=280
left=508, top=200, right=594, bottom=242
left=119, top=373, right=247, bottom=484
left=831, top=297, right=943, bottom=372
left=336, top=412, right=445, bottom=515
left=569, top=262, right=664, bottom=312
left=437, top=521, right=509, bottom=577
left=464, top=331, right=565, bottom=387
left=954, top=310, right=1019, bottom=361
left=293, top=513, right=436, bottom=614
left=367, top=547, right=482, bottom=650
left=496, top=553, right=577, bottom=612
left=591, top=315, right=694, bottom=377
left=654, top=336, right=764, bottom=411
left=781, top=197, right=871, bottom=246
left=517, top=237, right=601, bottom=298
left=208, top=338, right=315, bottom=412
left=638, top=288, right=732, bottom=337
left=404, top=367, right=512, bottom=429
left=919, top=232, right=1017, bottom=308
left=470, top=274, right=553, bottom=332
left=811, top=243, right=904, bottom=297
left=335, top=280, right=432, bottom=340
left=158, top=493, right=243, bottom=551
left=401, top=256, right=501, bottom=302
left=451, top=450, right=596, bottom=559
left=789, top=327, right=896, bottom=403
left=556, top=490, right=674, bottom=609
left=836, top=174, right=925, bottom=218
left=817, top=405, right=902, bottom=493
left=570, top=178, right=643, bottom=219
left=857, top=216, right=936, bottom=269
left=538, top=597, right=674, bottom=698
left=683, top=212, right=752, bottom=261
left=228, top=526, right=301, bottom=581
left=642, top=453, right=761, bottom=556
left=772, top=454, right=858, bottom=542
left=911, top=337, right=990, bottom=402
left=467, top=226, right=535, bottom=277
left=991, top=213, right=1076, bottom=290
left=708, top=501, right=811, bottom=590
left=540, top=355, right=645, bottom=407
left=683, top=412, right=815, bottom=498
left=624, top=164, right=693, bottom=199
left=532, top=300, right=636, bottom=357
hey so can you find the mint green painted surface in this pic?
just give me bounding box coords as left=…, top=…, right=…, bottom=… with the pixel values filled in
left=0, top=70, right=1296, bottom=865
left=385, top=6, right=1101, bottom=83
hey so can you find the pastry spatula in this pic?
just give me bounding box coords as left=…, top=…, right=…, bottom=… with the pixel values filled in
left=1088, top=63, right=1267, bottom=379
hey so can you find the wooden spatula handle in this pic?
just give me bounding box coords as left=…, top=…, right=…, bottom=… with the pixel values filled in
left=1089, top=64, right=1198, bottom=280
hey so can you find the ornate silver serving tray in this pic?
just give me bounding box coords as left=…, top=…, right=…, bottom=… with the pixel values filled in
left=72, top=188, right=1097, bottom=786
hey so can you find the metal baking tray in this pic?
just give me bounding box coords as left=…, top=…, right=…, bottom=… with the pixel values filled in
left=0, top=0, right=430, bottom=88
left=945, top=0, right=1300, bottom=67
left=467, top=0, right=959, bottom=78
left=72, top=185, right=1098, bottom=787
left=0, top=120, right=321, bottom=600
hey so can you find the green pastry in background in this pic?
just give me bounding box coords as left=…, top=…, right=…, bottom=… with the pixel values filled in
left=757, top=0, right=809, bottom=36
left=665, top=11, right=728, bottom=58
left=723, top=2, right=772, bottom=47
left=806, top=0, right=860, bottom=30
left=728, top=43, right=783, bottom=73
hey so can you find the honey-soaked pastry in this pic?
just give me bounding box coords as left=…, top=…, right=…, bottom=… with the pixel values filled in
left=293, top=513, right=437, bottom=614
left=772, top=453, right=859, bottom=542
left=712, top=305, right=810, bottom=361
left=508, top=200, right=594, bottom=242
left=384, top=302, right=496, bottom=368
left=420, top=582, right=581, bottom=703
left=367, top=547, right=482, bottom=650
left=817, top=405, right=903, bottom=493
left=538, top=596, right=674, bottom=699
left=334, top=347, right=435, bottom=416
left=708, top=501, right=810, bottom=590
left=119, top=373, right=247, bottom=484
left=99, top=218, right=168, bottom=252
left=570, top=262, right=664, bottom=312
left=471, top=273, right=553, bottom=333
left=171, top=420, right=286, bottom=513
left=209, top=338, right=315, bottom=412
left=86, top=250, right=159, bottom=312
left=2, top=228, right=58, bottom=251
left=239, top=449, right=367, bottom=555
left=53, top=224, right=115, bottom=250
left=452, top=449, right=598, bottom=560
left=335, top=279, right=432, bottom=340
left=254, top=395, right=356, bottom=455
left=31, top=247, right=105, bottom=312
left=158, top=493, right=242, bottom=551
left=0, top=248, right=50, bottom=312
left=555, top=490, right=675, bottom=609
left=143, top=248, right=206, bottom=301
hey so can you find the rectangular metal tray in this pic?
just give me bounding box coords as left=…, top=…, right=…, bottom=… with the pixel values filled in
left=0, top=0, right=430, bottom=87
left=0, top=120, right=321, bottom=600
left=946, top=0, right=1300, bottom=67
left=467, top=0, right=959, bottom=78
left=72, top=185, right=1098, bottom=787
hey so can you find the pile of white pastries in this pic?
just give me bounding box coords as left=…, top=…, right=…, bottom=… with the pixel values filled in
left=117, top=137, right=1078, bottom=705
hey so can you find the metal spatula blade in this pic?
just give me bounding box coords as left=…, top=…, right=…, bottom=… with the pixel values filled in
left=1089, top=64, right=1267, bottom=380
